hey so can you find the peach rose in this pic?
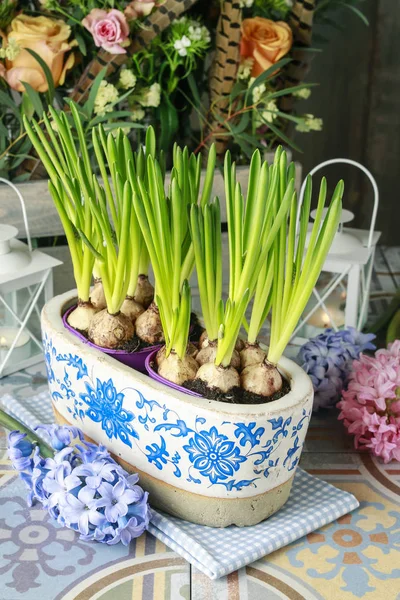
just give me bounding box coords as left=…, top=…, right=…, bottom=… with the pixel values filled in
left=240, top=17, right=293, bottom=77
left=1, top=15, right=77, bottom=93
left=124, top=1, right=156, bottom=21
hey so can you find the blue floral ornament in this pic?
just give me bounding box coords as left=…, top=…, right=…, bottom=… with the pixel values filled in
left=79, top=378, right=139, bottom=446
left=6, top=424, right=150, bottom=547
left=184, top=426, right=246, bottom=484
left=298, top=327, right=376, bottom=411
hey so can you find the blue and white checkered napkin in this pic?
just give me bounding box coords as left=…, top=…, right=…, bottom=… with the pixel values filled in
left=0, top=391, right=359, bottom=580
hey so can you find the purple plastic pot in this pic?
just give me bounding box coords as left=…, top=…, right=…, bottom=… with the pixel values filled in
left=145, top=348, right=202, bottom=397
left=62, top=306, right=161, bottom=373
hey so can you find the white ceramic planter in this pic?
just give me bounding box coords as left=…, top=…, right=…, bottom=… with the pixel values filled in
left=42, top=291, right=313, bottom=527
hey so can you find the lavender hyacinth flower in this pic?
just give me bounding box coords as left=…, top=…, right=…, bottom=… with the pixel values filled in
left=7, top=423, right=150, bottom=546
left=7, top=431, right=34, bottom=472
left=298, top=327, right=376, bottom=411
left=35, top=424, right=84, bottom=451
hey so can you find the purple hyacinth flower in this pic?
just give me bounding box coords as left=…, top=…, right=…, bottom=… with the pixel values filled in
left=73, top=460, right=120, bottom=490
left=298, top=327, right=376, bottom=411
left=35, top=424, right=84, bottom=451
left=7, top=422, right=150, bottom=546
left=75, top=441, right=114, bottom=464
left=96, top=479, right=143, bottom=523
left=106, top=490, right=150, bottom=546
left=61, top=486, right=106, bottom=535
left=42, top=447, right=75, bottom=478
left=7, top=431, right=34, bottom=472
left=43, top=463, right=81, bottom=508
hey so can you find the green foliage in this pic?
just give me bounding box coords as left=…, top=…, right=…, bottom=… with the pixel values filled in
left=0, top=0, right=16, bottom=30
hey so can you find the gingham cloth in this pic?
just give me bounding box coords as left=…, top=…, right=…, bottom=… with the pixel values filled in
left=0, top=392, right=359, bottom=580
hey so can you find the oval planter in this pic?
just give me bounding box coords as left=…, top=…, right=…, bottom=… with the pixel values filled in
left=42, top=290, right=314, bottom=528
left=62, top=305, right=159, bottom=373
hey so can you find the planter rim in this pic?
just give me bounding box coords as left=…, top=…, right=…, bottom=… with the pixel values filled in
left=45, top=290, right=313, bottom=416
left=145, top=348, right=202, bottom=397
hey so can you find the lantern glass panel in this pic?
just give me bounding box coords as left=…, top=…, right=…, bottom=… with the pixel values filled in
left=0, top=282, right=47, bottom=377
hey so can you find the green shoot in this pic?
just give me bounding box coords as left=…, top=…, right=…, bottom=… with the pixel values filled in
left=211, top=148, right=294, bottom=367
left=23, top=104, right=96, bottom=303
left=132, top=145, right=216, bottom=359
left=190, top=199, right=223, bottom=342
left=267, top=175, right=344, bottom=365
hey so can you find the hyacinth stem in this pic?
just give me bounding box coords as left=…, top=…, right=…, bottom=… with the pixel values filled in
left=0, top=410, right=54, bottom=459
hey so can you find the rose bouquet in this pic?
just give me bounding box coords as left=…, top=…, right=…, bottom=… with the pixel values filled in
left=0, top=0, right=367, bottom=180
left=337, top=340, right=400, bottom=463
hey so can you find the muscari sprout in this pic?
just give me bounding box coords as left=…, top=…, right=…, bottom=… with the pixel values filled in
left=23, top=103, right=98, bottom=331
left=131, top=144, right=216, bottom=385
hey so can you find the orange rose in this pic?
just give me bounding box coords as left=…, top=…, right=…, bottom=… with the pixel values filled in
left=240, top=17, right=293, bottom=77
left=1, top=15, right=77, bottom=93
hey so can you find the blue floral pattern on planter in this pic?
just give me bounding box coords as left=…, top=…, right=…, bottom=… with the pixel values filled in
left=79, top=379, right=138, bottom=447
left=43, top=332, right=312, bottom=492
left=183, top=426, right=246, bottom=484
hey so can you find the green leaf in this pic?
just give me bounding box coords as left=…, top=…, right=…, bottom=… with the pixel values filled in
left=75, top=32, right=87, bottom=56
left=187, top=73, right=202, bottom=108
left=101, top=122, right=144, bottom=131
left=266, top=83, right=317, bottom=100
left=159, top=97, right=179, bottom=152
left=25, top=48, right=55, bottom=104
left=21, top=92, right=35, bottom=120
left=9, top=152, right=34, bottom=169
left=12, top=173, right=31, bottom=182
left=77, top=228, right=104, bottom=262
left=88, top=110, right=135, bottom=126
left=0, top=90, right=22, bottom=121
left=21, top=85, right=43, bottom=118
left=387, top=309, right=400, bottom=344
left=83, top=68, right=107, bottom=118
left=267, top=121, right=303, bottom=153
left=340, top=2, right=369, bottom=25
left=247, top=58, right=292, bottom=95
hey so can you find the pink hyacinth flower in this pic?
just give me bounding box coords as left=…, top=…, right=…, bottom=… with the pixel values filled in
left=338, top=340, right=400, bottom=463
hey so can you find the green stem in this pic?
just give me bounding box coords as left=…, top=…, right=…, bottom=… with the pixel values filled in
left=0, top=410, right=54, bottom=459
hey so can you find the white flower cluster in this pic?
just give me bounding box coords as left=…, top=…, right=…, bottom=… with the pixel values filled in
left=119, top=69, right=137, bottom=90
left=131, top=108, right=145, bottom=122
left=174, top=35, right=191, bottom=57
left=0, top=38, right=20, bottom=61
left=188, top=24, right=211, bottom=44
left=293, top=88, right=311, bottom=100
left=251, top=80, right=267, bottom=104
left=237, top=58, right=254, bottom=81
left=295, top=114, right=323, bottom=132
left=94, top=81, right=119, bottom=117
left=261, top=100, right=278, bottom=123
left=240, top=0, right=254, bottom=6
left=138, top=83, right=161, bottom=108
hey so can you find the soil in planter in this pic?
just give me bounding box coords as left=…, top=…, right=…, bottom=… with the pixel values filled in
left=189, top=313, right=204, bottom=343
left=183, top=377, right=291, bottom=405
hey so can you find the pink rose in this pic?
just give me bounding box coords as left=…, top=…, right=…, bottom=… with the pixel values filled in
left=124, top=1, right=156, bottom=21
left=82, top=9, right=129, bottom=55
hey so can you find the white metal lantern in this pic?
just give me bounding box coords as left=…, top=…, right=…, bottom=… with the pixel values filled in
left=0, top=179, right=62, bottom=378
left=291, top=159, right=381, bottom=345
